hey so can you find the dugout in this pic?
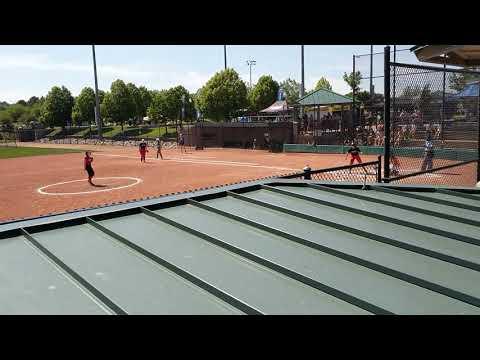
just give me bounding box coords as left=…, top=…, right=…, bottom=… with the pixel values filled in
left=186, top=121, right=294, bottom=150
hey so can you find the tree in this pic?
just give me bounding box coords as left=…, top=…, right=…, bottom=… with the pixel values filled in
left=147, top=90, right=170, bottom=134
left=98, top=90, right=106, bottom=103
left=16, top=99, right=27, bottom=106
left=0, top=110, right=13, bottom=126
left=18, top=109, right=35, bottom=125
left=0, top=101, right=9, bottom=111
left=102, top=80, right=136, bottom=132
left=314, top=77, right=332, bottom=91
left=126, top=83, right=144, bottom=124
left=248, top=75, right=279, bottom=112
left=138, top=86, right=152, bottom=119
left=27, top=96, right=40, bottom=106
left=345, top=90, right=371, bottom=104
left=168, top=85, right=196, bottom=122
left=41, top=86, right=74, bottom=128
left=279, top=78, right=301, bottom=103
left=417, top=84, right=432, bottom=116
left=449, top=67, right=480, bottom=92
left=196, top=69, right=248, bottom=121
left=343, top=70, right=362, bottom=93
left=6, top=104, right=29, bottom=123
left=72, top=87, right=96, bottom=126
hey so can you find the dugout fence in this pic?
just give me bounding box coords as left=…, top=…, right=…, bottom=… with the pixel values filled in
left=281, top=157, right=382, bottom=187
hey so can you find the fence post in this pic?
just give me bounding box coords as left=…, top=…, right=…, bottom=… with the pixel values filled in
left=377, top=155, right=382, bottom=183
left=352, top=54, right=356, bottom=130
left=303, top=165, right=312, bottom=180
left=477, top=81, right=480, bottom=182
left=383, top=46, right=391, bottom=181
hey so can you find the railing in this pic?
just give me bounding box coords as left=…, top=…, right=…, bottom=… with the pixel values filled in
left=281, top=157, right=382, bottom=187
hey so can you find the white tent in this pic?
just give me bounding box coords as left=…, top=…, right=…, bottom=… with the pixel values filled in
left=260, top=100, right=290, bottom=113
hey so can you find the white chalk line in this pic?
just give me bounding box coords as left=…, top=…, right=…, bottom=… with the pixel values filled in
left=95, top=153, right=297, bottom=171
left=37, top=177, right=142, bottom=196
left=96, top=153, right=257, bottom=165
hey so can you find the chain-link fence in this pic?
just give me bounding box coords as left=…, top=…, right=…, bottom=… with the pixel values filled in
left=282, top=158, right=381, bottom=185
left=384, top=51, right=480, bottom=186
left=0, top=130, right=17, bottom=147
left=385, top=159, right=478, bottom=187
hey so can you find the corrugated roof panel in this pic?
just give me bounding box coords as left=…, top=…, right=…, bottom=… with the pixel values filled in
left=295, top=187, right=480, bottom=267
left=203, top=197, right=478, bottom=314
left=96, top=212, right=368, bottom=315
left=236, top=189, right=480, bottom=304
left=248, top=187, right=480, bottom=267
left=273, top=186, right=480, bottom=240
left=408, top=191, right=480, bottom=209
left=335, top=188, right=480, bottom=224
left=0, top=235, right=109, bottom=315
left=154, top=201, right=480, bottom=315
left=31, top=225, right=238, bottom=315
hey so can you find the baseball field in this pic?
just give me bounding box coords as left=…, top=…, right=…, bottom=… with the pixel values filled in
left=0, top=142, right=383, bottom=223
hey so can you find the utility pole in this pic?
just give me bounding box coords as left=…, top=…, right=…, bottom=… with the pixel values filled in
left=92, top=45, right=102, bottom=138
left=370, top=45, right=374, bottom=97
left=224, top=45, right=227, bottom=69
left=353, top=54, right=356, bottom=126
left=301, top=45, right=305, bottom=98
left=181, top=94, right=185, bottom=126
left=246, top=59, right=256, bottom=89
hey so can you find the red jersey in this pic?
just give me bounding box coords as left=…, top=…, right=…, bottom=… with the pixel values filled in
left=84, top=156, right=93, bottom=168
left=139, top=142, right=148, bottom=153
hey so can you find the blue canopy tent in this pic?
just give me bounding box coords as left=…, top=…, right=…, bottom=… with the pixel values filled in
left=454, top=81, right=479, bottom=98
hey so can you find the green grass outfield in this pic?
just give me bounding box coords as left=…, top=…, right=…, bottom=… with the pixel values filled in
left=0, top=146, right=82, bottom=159
left=83, top=126, right=177, bottom=139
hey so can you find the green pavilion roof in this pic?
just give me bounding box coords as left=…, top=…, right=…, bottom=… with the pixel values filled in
left=297, top=88, right=353, bottom=106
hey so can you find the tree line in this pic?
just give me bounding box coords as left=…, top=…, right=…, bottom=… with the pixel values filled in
left=1, top=68, right=376, bottom=129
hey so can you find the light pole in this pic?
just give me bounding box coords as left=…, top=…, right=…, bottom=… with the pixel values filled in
left=224, top=45, right=227, bottom=69
left=246, top=59, right=256, bottom=89
left=370, top=45, right=374, bottom=97
left=181, top=94, right=185, bottom=126
left=301, top=45, right=305, bottom=98
left=92, top=45, right=102, bottom=139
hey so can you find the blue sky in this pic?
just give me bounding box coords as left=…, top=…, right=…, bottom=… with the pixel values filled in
left=0, top=45, right=419, bottom=103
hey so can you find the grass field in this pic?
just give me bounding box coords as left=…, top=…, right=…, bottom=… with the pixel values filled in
left=84, top=126, right=178, bottom=139
left=0, top=146, right=82, bottom=159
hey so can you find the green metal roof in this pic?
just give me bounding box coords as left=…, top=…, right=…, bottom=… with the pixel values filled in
left=297, top=88, right=353, bottom=106
left=1, top=179, right=480, bottom=315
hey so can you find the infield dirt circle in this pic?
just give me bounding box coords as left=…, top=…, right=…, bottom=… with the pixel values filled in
left=37, top=177, right=142, bottom=195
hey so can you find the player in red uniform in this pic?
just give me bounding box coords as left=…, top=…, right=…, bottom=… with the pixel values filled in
left=345, top=141, right=363, bottom=165
left=84, top=151, right=95, bottom=185
left=139, top=139, right=148, bottom=163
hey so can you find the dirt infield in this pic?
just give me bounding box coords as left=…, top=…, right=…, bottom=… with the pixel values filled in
left=0, top=142, right=380, bottom=223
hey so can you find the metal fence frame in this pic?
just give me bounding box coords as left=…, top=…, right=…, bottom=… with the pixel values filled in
left=281, top=157, right=382, bottom=186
